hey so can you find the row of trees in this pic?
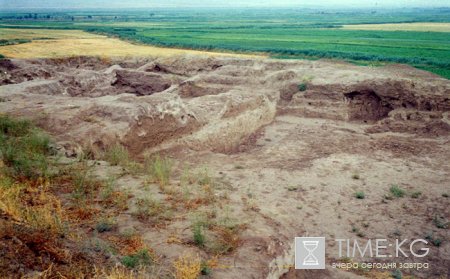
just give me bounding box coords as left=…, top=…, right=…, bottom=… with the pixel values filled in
left=1, top=14, right=72, bottom=20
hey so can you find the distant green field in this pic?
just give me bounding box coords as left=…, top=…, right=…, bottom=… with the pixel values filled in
left=1, top=8, right=449, bottom=78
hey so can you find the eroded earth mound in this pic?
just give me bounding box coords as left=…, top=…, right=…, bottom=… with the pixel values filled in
left=1, top=56, right=449, bottom=157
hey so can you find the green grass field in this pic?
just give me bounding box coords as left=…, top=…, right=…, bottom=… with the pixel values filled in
left=1, top=8, right=449, bottom=78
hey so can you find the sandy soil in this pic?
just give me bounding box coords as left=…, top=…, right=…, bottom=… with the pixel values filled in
left=0, top=56, right=449, bottom=278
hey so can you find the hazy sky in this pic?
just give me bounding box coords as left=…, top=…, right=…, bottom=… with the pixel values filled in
left=1, top=0, right=449, bottom=9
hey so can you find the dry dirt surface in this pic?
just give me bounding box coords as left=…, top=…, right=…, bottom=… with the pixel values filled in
left=1, top=56, right=449, bottom=278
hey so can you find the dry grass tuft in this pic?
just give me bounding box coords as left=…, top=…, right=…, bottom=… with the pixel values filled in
left=93, top=265, right=169, bottom=279
left=133, top=197, right=173, bottom=225
left=104, top=143, right=130, bottom=167
left=93, top=266, right=145, bottom=279
left=173, top=254, right=201, bottom=279
left=0, top=177, right=67, bottom=236
left=107, top=231, right=152, bottom=256
left=146, top=155, right=173, bottom=189
left=210, top=225, right=243, bottom=254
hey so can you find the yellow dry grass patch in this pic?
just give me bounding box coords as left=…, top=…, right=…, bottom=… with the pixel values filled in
left=0, top=27, right=100, bottom=40
left=0, top=176, right=66, bottom=236
left=342, top=22, right=450, bottom=32
left=173, top=254, right=201, bottom=279
left=0, top=28, right=263, bottom=59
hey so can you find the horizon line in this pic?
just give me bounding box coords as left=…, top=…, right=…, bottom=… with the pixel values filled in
left=2, top=5, right=450, bottom=11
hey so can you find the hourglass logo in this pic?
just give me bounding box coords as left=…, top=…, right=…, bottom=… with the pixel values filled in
left=295, top=237, right=325, bottom=269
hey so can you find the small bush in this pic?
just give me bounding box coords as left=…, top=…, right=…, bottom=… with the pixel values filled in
left=101, top=175, right=117, bottom=200
left=104, top=143, right=129, bottom=166
left=431, top=238, right=442, bottom=247
left=0, top=116, right=32, bottom=137
left=196, top=167, right=213, bottom=187
left=70, top=161, right=98, bottom=202
left=351, top=174, right=360, bottom=180
left=95, top=217, right=117, bottom=233
left=0, top=115, right=53, bottom=179
left=146, top=155, right=172, bottom=188
left=355, top=191, right=365, bottom=199
left=297, top=83, right=307, bottom=91
left=195, top=168, right=216, bottom=203
left=391, top=269, right=403, bottom=279
left=200, top=261, right=212, bottom=275
left=208, top=226, right=242, bottom=254
left=192, top=222, right=205, bottom=247
left=389, top=185, right=405, bottom=198
left=133, top=197, right=171, bottom=224
left=433, top=215, right=449, bottom=229
left=121, top=249, right=153, bottom=269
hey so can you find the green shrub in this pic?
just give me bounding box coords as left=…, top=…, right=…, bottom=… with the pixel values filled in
left=104, top=143, right=129, bottom=166
left=121, top=255, right=138, bottom=268
left=146, top=155, right=172, bottom=188
left=95, top=218, right=116, bottom=233
left=121, top=249, right=152, bottom=268
left=425, top=232, right=442, bottom=247
left=0, top=115, right=52, bottom=179
left=431, top=238, right=442, bottom=247
left=391, top=269, right=403, bottom=279
left=433, top=215, right=449, bottom=229
left=192, top=222, right=205, bottom=247
left=201, top=261, right=212, bottom=275
left=100, top=175, right=117, bottom=200
left=297, top=83, right=307, bottom=91
left=196, top=167, right=213, bottom=187
left=0, top=116, right=32, bottom=137
left=355, top=191, right=365, bottom=199
left=133, top=197, right=172, bottom=223
left=389, top=185, right=405, bottom=198
left=70, top=161, right=97, bottom=202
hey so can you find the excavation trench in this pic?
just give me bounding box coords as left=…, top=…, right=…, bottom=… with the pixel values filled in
left=1, top=57, right=449, bottom=157
left=344, top=89, right=393, bottom=123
